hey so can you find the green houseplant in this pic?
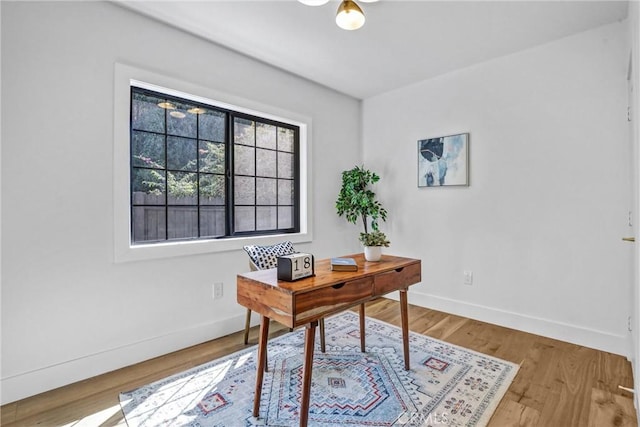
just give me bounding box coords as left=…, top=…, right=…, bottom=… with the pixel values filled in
left=336, top=166, right=389, bottom=261
left=359, top=230, right=390, bottom=247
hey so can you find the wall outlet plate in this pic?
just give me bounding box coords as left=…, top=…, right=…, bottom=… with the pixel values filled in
left=463, top=271, right=473, bottom=286
left=213, top=282, right=224, bottom=299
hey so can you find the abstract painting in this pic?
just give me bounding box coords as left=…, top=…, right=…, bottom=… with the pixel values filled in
left=418, top=133, right=469, bottom=187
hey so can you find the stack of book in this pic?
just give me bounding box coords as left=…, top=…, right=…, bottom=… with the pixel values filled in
left=330, top=257, right=358, bottom=272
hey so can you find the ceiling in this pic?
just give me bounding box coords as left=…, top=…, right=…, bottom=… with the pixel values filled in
left=119, top=0, right=629, bottom=99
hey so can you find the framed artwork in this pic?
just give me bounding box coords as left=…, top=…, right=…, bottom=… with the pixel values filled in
left=418, top=133, right=469, bottom=187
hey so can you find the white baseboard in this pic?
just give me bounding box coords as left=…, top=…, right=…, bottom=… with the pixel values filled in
left=390, top=291, right=629, bottom=357
left=3, top=294, right=630, bottom=404
left=1, top=313, right=247, bottom=405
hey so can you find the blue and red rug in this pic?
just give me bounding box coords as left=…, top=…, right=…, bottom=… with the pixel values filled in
left=120, top=312, right=518, bottom=426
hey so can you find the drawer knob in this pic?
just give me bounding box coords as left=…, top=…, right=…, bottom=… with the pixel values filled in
left=395, top=267, right=405, bottom=273
left=332, top=283, right=346, bottom=289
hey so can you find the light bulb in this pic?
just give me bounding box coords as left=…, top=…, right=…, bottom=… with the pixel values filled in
left=298, top=0, right=330, bottom=6
left=336, top=0, right=365, bottom=30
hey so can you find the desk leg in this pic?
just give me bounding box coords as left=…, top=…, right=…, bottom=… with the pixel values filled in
left=252, top=315, right=270, bottom=418
left=300, top=320, right=318, bottom=427
left=319, top=318, right=326, bottom=353
left=359, top=303, right=366, bottom=352
left=399, top=289, right=410, bottom=370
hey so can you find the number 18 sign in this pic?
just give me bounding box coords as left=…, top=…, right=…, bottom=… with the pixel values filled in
left=277, top=253, right=315, bottom=281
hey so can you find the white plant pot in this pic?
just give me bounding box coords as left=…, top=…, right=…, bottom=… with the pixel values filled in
left=364, top=246, right=382, bottom=262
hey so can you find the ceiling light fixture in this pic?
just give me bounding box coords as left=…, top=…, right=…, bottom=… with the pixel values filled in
left=169, top=111, right=186, bottom=119
left=157, top=101, right=176, bottom=110
left=299, top=0, right=376, bottom=31
left=335, top=0, right=365, bottom=30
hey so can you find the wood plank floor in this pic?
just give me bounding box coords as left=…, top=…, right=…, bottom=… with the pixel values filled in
left=1, top=298, right=637, bottom=426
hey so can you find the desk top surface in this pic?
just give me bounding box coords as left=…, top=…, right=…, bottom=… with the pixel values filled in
left=237, top=253, right=421, bottom=294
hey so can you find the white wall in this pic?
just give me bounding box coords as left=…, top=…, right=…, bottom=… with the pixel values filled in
left=0, top=2, right=361, bottom=403
left=363, top=21, right=631, bottom=355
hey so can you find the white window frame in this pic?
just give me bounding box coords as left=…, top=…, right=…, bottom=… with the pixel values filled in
left=114, top=63, right=312, bottom=262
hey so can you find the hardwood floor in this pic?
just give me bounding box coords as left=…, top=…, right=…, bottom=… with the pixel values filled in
left=1, top=298, right=637, bottom=426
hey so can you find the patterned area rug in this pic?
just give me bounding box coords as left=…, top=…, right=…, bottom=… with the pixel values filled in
left=120, top=312, right=519, bottom=426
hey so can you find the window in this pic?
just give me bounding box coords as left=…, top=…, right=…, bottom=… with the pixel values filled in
left=130, top=86, right=299, bottom=244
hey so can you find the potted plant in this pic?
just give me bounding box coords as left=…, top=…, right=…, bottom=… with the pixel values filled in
left=336, top=165, right=389, bottom=261
left=359, top=230, right=390, bottom=262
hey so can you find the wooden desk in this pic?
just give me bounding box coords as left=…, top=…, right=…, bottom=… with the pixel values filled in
left=237, top=253, right=421, bottom=427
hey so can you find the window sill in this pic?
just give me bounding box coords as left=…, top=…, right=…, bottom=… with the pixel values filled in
left=114, top=231, right=312, bottom=263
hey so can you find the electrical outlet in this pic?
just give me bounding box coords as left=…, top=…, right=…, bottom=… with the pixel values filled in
left=213, top=282, right=224, bottom=300
left=463, top=271, right=473, bottom=286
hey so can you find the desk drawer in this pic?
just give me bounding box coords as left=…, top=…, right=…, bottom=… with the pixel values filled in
left=296, top=277, right=373, bottom=318
left=374, top=263, right=421, bottom=296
